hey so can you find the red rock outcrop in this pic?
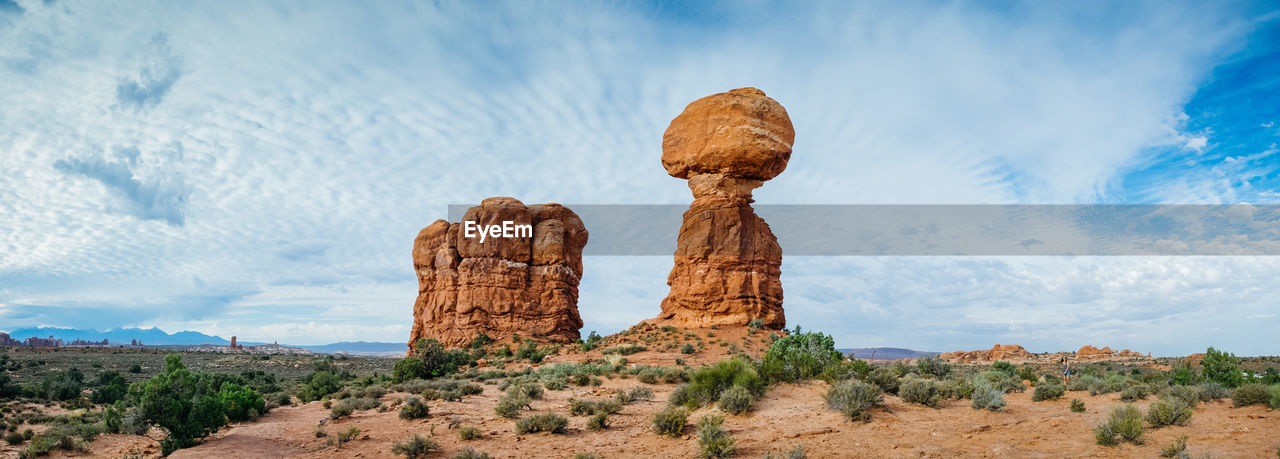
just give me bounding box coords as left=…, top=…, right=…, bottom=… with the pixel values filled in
left=939, top=344, right=1035, bottom=363
left=655, top=88, right=793, bottom=329
left=408, top=197, right=587, bottom=351
left=1076, top=345, right=1144, bottom=360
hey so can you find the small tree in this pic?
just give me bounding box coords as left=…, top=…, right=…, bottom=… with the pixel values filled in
left=132, top=354, right=229, bottom=455
left=1202, top=347, right=1243, bottom=388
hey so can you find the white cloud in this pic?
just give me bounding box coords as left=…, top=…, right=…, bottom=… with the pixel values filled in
left=0, top=1, right=1274, bottom=354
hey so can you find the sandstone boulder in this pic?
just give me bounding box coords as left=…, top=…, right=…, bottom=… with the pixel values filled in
left=656, top=88, right=792, bottom=329
left=408, top=198, right=587, bottom=350
left=939, top=344, right=1034, bottom=363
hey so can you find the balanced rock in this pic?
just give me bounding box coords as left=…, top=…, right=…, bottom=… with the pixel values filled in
left=408, top=197, right=587, bottom=351
left=656, top=88, right=792, bottom=329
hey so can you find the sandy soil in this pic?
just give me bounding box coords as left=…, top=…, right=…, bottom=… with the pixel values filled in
left=24, top=375, right=1275, bottom=458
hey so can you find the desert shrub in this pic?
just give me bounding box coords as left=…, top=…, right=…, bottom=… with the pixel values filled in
left=515, top=340, right=551, bottom=363
left=587, top=412, right=609, bottom=431
left=543, top=378, right=567, bottom=391
left=331, top=397, right=379, bottom=419
left=1017, top=366, right=1038, bottom=384
left=1088, top=373, right=1128, bottom=395
left=603, top=344, right=647, bottom=356
left=569, top=398, right=622, bottom=416
left=1202, top=347, right=1243, bottom=388
left=669, top=383, right=693, bottom=406
left=273, top=392, right=293, bottom=406
left=494, top=392, right=530, bottom=418
left=1161, top=385, right=1202, bottom=408
left=615, top=386, right=652, bottom=405
left=938, top=377, right=975, bottom=400
left=680, top=358, right=765, bottom=408
left=762, top=445, right=808, bottom=459
left=134, top=354, right=267, bottom=455
left=1070, top=398, right=1086, bottom=412
left=991, top=361, right=1017, bottom=376
left=1067, top=373, right=1099, bottom=391
left=4, top=431, right=23, bottom=445
left=760, top=332, right=842, bottom=383
left=1170, top=360, right=1198, bottom=386
left=1094, top=404, right=1143, bottom=446
left=826, top=380, right=882, bottom=422
left=393, top=359, right=429, bottom=383
left=299, top=371, right=342, bottom=402
left=1231, top=383, right=1271, bottom=407
left=1119, top=384, right=1151, bottom=402
left=1032, top=381, right=1065, bottom=402
left=974, top=371, right=1024, bottom=394
left=717, top=385, right=754, bottom=414
left=91, top=371, right=128, bottom=404
left=580, top=331, right=603, bottom=352
left=458, top=426, right=483, bottom=440
left=899, top=377, right=942, bottom=407
left=391, top=434, right=438, bottom=458
left=696, top=414, right=736, bottom=459
left=515, top=413, right=568, bottom=434
left=1270, top=384, right=1280, bottom=409
left=682, top=344, right=697, bottom=354
left=1146, top=398, right=1193, bottom=427
left=915, top=356, right=951, bottom=378
left=1198, top=382, right=1230, bottom=400
left=454, top=447, right=491, bottom=459
left=412, top=338, right=474, bottom=378
left=970, top=386, right=1006, bottom=411
left=652, top=406, right=689, bottom=436
left=1159, top=435, right=1188, bottom=458
left=399, top=396, right=429, bottom=420
left=868, top=367, right=901, bottom=395
left=218, top=383, right=267, bottom=422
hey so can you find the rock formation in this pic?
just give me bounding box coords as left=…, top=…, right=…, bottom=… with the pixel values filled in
left=408, top=197, right=587, bottom=350
left=938, top=344, right=1035, bottom=363
left=656, top=87, right=793, bottom=329
left=1075, top=345, right=1143, bottom=360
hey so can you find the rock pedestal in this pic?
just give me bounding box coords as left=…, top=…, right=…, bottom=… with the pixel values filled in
left=408, top=197, right=587, bottom=350
left=656, top=88, right=794, bottom=329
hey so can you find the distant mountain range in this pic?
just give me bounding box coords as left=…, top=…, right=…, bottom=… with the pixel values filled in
left=1, top=327, right=404, bottom=355
left=840, top=347, right=938, bottom=360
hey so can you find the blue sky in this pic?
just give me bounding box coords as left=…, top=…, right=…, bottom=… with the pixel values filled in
left=1, top=1, right=1278, bottom=355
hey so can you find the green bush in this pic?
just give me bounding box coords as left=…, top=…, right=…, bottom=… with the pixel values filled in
left=1161, top=385, right=1202, bottom=408
left=899, top=377, right=941, bottom=407
left=696, top=414, right=735, bottom=459
left=680, top=358, right=765, bottom=408
left=991, top=361, right=1017, bottom=376
left=868, top=367, right=901, bottom=395
left=412, top=338, right=474, bottom=378
left=970, top=386, right=1005, bottom=411
left=91, top=371, right=128, bottom=404
left=1270, top=384, right=1280, bottom=409
left=1202, top=347, right=1243, bottom=388
left=1170, top=360, right=1198, bottom=386
left=938, top=377, right=974, bottom=400
left=1146, top=398, right=1193, bottom=427
left=1119, top=384, right=1151, bottom=402
left=331, top=397, right=379, bottom=418
left=915, top=356, right=951, bottom=378
left=615, top=386, right=653, bottom=404
left=652, top=406, right=689, bottom=437
left=825, top=380, right=882, bottom=422
left=218, top=383, right=267, bottom=422
left=1066, top=373, right=1098, bottom=391
left=1094, top=404, right=1143, bottom=446
left=1032, top=381, right=1065, bottom=402
left=515, top=413, right=567, bottom=434
left=974, top=371, right=1024, bottom=394
left=1088, top=373, right=1128, bottom=395
left=587, top=412, right=609, bottom=431
left=455, top=447, right=491, bottom=459
left=134, top=354, right=265, bottom=455
left=494, top=392, right=529, bottom=418
left=337, top=426, right=361, bottom=443
left=450, top=425, right=479, bottom=441
left=681, top=344, right=697, bottom=355
left=760, top=332, right=842, bottom=383
left=1070, top=398, right=1086, bottom=413
left=580, top=331, right=603, bottom=352
left=717, top=385, right=754, bottom=415
left=569, top=398, right=622, bottom=416
left=603, top=344, right=647, bottom=356
left=391, top=434, right=439, bottom=458
left=1198, top=382, right=1230, bottom=400
left=393, top=359, right=429, bottom=383
left=1159, top=435, right=1188, bottom=458
left=1231, top=383, right=1271, bottom=407
left=299, top=371, right=342, bottom=402
left=399, top=396, right=429, bottom=420
left=4, top=431, right=23, bottom=445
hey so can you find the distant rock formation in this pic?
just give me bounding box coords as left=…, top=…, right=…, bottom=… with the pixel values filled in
left=0, top=333, right=20, bottom=346
left=408, top=197, right=587, bottom=350
left=655, top=87, right=793, bottom=330
left=938, top=344, right=1035, bottom=363
left=1075, top=345, right=1143, bottom=360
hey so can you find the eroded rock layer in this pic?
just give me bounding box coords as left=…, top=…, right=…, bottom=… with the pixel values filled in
left=656, top=88, right=793, bottom=329
left=408, top=197, right=586, bottom=350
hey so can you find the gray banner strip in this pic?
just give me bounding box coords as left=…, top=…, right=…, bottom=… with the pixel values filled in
left=448, top=204, right=1280, bottom=256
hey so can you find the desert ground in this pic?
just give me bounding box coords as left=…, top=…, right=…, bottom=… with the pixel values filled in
left=2, top=325, right=1278, bottom=458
